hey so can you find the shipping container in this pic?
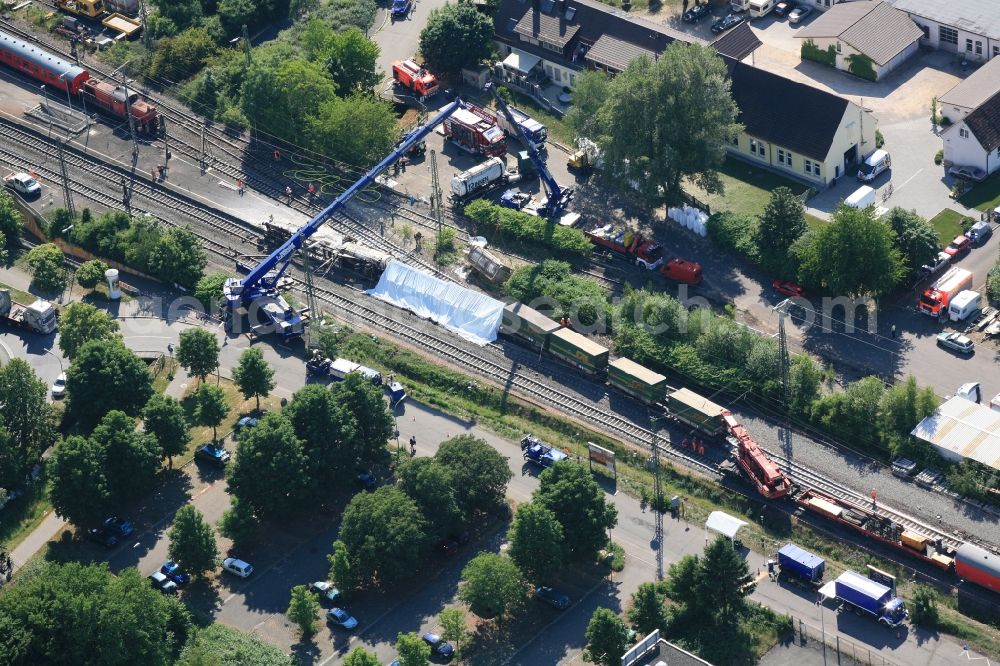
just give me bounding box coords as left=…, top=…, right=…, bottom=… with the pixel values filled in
left=955, top=543, right=1000, bottom=594
left=901, top=530, right=930, bottom=553
left=778, top=543, right=825, bottom=583
left=608, top=357, right=669, bottom=404
left=547, top=328, right=609, bottom=375
left=500, top=303, right=560, bottom=351
left=666, top=388, right=726, bottom=436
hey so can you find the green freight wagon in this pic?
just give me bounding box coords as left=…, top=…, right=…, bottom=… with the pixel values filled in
left=500, top=302, right=561, bottom=351
left=667, top=388, right=727, bottom=436
left=548, top=327, right=609, bottom=375
left=608, top=357, right=669, bottom=404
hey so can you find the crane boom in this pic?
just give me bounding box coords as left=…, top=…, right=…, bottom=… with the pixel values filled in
left=225, top=98, right=464, bottom=315
left=484, top=83, right=571, bottom=220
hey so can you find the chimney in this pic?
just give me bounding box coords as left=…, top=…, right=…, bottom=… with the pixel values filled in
left=532, top=0, right=540, bottom=10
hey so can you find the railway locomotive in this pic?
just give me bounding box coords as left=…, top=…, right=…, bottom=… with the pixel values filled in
left=0, top=29, right=158, bottom=132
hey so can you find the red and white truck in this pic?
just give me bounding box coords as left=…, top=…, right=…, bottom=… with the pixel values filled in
left=391, top=60, right=439, bottom=98
left=918, top=267, right=972, bottom=317
left=443, top=104, right=506, bottom=157
left=584, top=224, right=663, bottom=269
left=660, top=258, right=702, bottom=285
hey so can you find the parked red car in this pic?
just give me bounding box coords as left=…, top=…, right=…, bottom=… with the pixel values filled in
left=772, top=279, right=805, bottom=298
left=944, top=234, right=971, bottom=257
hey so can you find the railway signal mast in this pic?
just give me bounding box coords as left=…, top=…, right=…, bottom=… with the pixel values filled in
left=774, top=298, right=793, bottom=482
left=223, top=98, right=466, bottom=338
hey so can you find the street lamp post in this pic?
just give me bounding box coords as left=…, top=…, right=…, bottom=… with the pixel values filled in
left=44, top=348, right=64, bottom=373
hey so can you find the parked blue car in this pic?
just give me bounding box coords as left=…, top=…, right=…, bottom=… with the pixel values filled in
left=391, top=0, right=411, bottom=18
left=160, top=561, right=190, bottom=586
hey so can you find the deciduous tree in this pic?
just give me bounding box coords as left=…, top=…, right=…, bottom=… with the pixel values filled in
left=25, top=243, right=65, bottom=293
left=330, top=373, right=394, bottom=464
left=168, top=504, right=219, bottom=578
left=0, top=189, right=22, bottom=246
left=176, top=328, right=220, bottom=382
left=594, top=43, right=742, bottom=205
left=535, top=462, right=617, bottom=560
left=884, top=207, right=940, bottom=273
left=795, top=204, right=905, bottom=296
left=91, top=410, right=161, bottom=505
left=339, top=486, right=428, bottom=587
left=344, top=647, right=381, bottom=666
left=566, top=70, right=610, bottom=142
left=66, top=339, right=154, bottom=429
left=438, top=607, right=468, bottom=652
left=0, top=358, right=58, bottom=477
left=233, top=348, right=275, bottom=411
left=57, top=302, right=120, bottom=360
left=418, top=3, right=493, bottom=77
left=328, top=539, right=354, bottom=593
left=177, top=623, right=293, bottom=666
left=241, top=58, right=337, bottom=146
left=285, top=384, right=355, bottom=486
left=75, top=260, right=109, bottom=289
left=227, top=412, right=311, bottom=520
left=584, top=607, right=629, bottom=666
left=287, top=585, right=321, bottom=637
left=435, top=435, right=512, bottom=520
left=458, top=553, right=526, bottom=622
left=217, top=496, right=259, bottom=546
left=506, top=501, right=565, bottom=584
left=192, top=383, right=228, bottom=443
left=0, top=561, right=190, bottom=665
left=193, top=272, right=230, bottom=312
left=47, top=435, right=109, bottom=526
left=395, top=631, right=431, bottom=666
left=308, top=94, right=399, bottom=167
left=143, top=395, right=190, bottom=467
left=756, top=187, right=807, bottom=274
left=628, top=582, right=668, bottom=635
left=397, top=457, right=461, bottom=539
left=320, top=26, right=381, bottom=94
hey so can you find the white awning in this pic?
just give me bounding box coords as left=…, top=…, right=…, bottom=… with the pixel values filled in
left=705, top=511, right=748, bottom=539
left=818, top=580, right=837, bottom=599
left=502, top=51, right=541, bottom=75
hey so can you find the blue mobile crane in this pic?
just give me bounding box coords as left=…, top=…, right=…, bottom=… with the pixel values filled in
left=484, top=83, right=572, bottom=221
left=223, top=98, right=465, bottom=339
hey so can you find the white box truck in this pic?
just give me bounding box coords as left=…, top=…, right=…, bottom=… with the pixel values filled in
left=845, top=186, right=876, bottom=209
left=948, top=290, right=981, bottom=322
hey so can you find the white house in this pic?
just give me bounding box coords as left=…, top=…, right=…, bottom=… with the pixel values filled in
left=938, top=57, right=1000, bottom=123
left=941, top=91, right=1000, bottom=178
left=796, top=1, right=922, bottom=81
left=892, top=0, right=1000, bottom=62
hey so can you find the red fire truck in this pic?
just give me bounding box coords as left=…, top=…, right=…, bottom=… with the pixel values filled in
left=391, top=60, right=439, bottom=98
left=443, top=104, right=507, bottom=157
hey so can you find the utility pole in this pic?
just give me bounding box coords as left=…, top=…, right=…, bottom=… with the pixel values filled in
left=429, top=150, right=443, bottom=240
left=121, top=176, right=131, bottom=215
left=649, top=415, right=666, bottom=581
left=242, top=24, right=252, bottom=67
left=199, top=122, right=207, bottom=174
left=301, top=245, right=319, bottom=350
left=775, top=298, right=793, bottom=482
left=139, top=0, right=152, bottom=60
left=57, top=141, right=75, bottom=219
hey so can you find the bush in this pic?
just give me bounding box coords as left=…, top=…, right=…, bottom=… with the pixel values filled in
left=875, top=129, right=884, bottom=149
left=707, top=211, right=759, bottom=262
left=25, top=243, right=65, bottom=293
left=801, top=40, right=836, bottom=66
left=463, top=200, right=592, bottom=257
left=934, top=149, right=944, bottom=165
left=76, top=260, right=109, bottom=289
left=505, top=260, right=608, bottom=327
left=847, top=54, right=877, bottom=81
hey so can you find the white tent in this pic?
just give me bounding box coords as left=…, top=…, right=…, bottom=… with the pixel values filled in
left=705, top=511, right=748, bottom=540
left=367, top=260, right=504, bottom=346
left=502, top=51, right=541, bottom=75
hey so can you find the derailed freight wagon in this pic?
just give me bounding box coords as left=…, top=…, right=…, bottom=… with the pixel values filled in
left=608, top=357, right=668, bottom=404
left=500, top=302, right=560, bottom=351
left=547, top=327, right=609, bottom=375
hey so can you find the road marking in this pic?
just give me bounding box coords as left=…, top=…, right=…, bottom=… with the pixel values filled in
left=894, top=167, right=923, bottom=192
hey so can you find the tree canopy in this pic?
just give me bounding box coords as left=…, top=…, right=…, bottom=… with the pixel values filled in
left=397, top=457, right=461, bottom=540
left=227, top=412, right=310, bottom=520
left=75, top=260, right=109, bottom=289
left=628, top=582, right=668, bottom=636
left=0, top=561, right=190, bottom=665
left=143, top=395, right=191, bottom=466
left=287, top=585, right=320, bottom=637
left=395, top=631, right=431, bottom=666
left=176, top=328, right=220, bottom=381
left=338, top=486, right=428, bottom=588
left=506, top=501, right=566, bottom=584
left=177, top=623, right=293, bottom=666
left=57, top=302, right=120, bottom=360
left=434, top=435, right=512, bottom=520
left=168, top=504, right=219, bottom=578
left=47, top=434, right=110, bottom=527
left=91, top=410, right=161, bottom=506
left=65, top=339, right=154, bottom=430
left=883, top=207, right=940, bottom=274
left=0, top=359, right=58, bottom=481
left=535, top=462, right=617, bottom=560
left=585, top=43, right=742, bottom=205
left=756, top=187, right=807, bottom=275
left=458, top=552, right=526, bottom=622
left=25, top=243, right=65, bottom=293
left=330, top=373, right=395, bottom=464
left=233, top=348, right=275, bottom=411
left=584, top=607, right=630, bottom=666
left=284, top=384, right=356, bottom=488
left=418, top=3, right=493, bottom=77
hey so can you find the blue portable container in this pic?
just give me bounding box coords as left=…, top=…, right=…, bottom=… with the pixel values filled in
left=777, top=543, right=825, bottom=583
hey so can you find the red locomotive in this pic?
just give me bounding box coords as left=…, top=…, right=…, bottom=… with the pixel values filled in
left=0, top=29, right=157, bottom=132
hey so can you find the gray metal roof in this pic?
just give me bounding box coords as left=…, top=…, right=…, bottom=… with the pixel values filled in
left=798, top=1, right=922, bottom=66
left=892, top=0, right=1000, bottom=42
left=911, top=396, right=1000, bottom=472
left=585, top=33, right=656, bottom=72
left=513, top=6, right=581, bottom=47
left=711, top=22, right=763, bottom=62
left=940, top=57, right=1000, bottom=111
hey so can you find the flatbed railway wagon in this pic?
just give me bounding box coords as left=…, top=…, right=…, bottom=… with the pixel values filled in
left=666, top=387, right=727, bottom=436
left=796, top=488, right=956, bottom=570
left=500, top=302, right=561, bottom=351
left=608, top=357, right=669, bottom=404
left=547, top=327, right=609, bottom=375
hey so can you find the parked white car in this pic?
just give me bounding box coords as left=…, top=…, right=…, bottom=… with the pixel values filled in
left=4, top=172, right=41, bottom=198
left=222, top=557, right=253, bottom=578
left=51, top=373, right=67, bottom=399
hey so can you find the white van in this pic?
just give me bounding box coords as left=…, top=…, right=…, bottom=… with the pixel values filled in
left=857, top=149, right=891, bottom=182
left=949, top=290, right=981, bottom=322
left=844, top=185, right=875, bottom=209
left=749, top=0, right=774, bottom=18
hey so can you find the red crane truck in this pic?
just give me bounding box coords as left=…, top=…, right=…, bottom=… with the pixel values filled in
left=583, top=223, right=663, bottom=269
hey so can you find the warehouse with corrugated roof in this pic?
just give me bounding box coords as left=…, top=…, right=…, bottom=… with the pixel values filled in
left=910, top=396, right=1000, bottom=472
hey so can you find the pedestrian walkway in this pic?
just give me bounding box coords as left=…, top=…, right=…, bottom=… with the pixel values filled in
left=8, top=510, right=65, bottom=573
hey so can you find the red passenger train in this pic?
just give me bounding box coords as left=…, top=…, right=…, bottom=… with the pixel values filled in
left=0, top=29, right=157, bottom=132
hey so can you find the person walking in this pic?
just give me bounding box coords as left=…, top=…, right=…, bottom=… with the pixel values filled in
left=285, top=185, right=293, bottom=202
left=409, top=435, right=417, bottom=456
left=890, top=324, right=897, bottom=339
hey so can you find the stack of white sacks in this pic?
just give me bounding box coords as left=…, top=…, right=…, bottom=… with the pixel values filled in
left=667, top=204, right=709, bottom=237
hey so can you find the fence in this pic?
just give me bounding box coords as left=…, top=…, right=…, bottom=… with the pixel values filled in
left=791, top=615, right=902, bottom=666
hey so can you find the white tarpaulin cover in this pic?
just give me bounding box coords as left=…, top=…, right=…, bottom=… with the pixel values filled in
left=705, top=511, right=748, bottom=539
left=502, top=51, right=541, bottom=75
left=367, top=260, right=503, bottom=346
